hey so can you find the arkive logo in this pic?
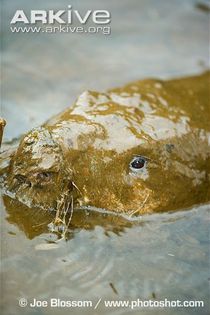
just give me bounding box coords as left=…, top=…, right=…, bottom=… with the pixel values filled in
left=10, top=5, right=111, bottom=35
left=10, top=5, right=111, bottom=25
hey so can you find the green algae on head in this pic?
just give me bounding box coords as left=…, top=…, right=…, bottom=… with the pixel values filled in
left=2, top=72, right=210, bottom=215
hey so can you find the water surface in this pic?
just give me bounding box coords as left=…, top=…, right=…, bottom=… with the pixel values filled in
left=1, top=195, right=210, bottom=315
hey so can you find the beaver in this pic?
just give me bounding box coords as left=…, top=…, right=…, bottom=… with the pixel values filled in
left=1, top=72, right=210, bottom=215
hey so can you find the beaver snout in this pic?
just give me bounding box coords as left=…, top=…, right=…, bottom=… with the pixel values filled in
left=14, top=171, right=54, bottom=189
left=13, top=174, right=32, bottom=189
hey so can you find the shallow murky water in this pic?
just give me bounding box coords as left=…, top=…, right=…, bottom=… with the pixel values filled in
left=2, top=0, right=209, bottom=141
left=1, top=195, right=210, bottom=315
left=1, top=0, right=210, bottom=314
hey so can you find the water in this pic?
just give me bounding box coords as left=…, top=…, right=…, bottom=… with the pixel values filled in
left=1, top=195, right=210, bottom=315
left=1, top=0, right=209, bottom=140
left=1, top=0, right=210, bottom=314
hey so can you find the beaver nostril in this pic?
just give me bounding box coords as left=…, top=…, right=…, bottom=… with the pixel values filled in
left=14, top=174, right=27, bottom=184
left=14, top=174, right=32, bottom=187
left=165, top=143, right=175, bottom=153
left=36, top=172, right=52, bottom=181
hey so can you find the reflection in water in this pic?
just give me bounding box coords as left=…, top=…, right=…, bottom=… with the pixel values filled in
left=4, top=193, right=203, bottom=241
left=3, top=194, right=134, bottom=240
left=1, top=193, right=210, bottom=315
left=3, top=194, right=53, bottom=239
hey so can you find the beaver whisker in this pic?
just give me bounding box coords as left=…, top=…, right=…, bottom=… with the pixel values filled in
left=55, top=194, right=66, bottom=221
left=72, top=181, right=82, bottom=194
left=63, top=196, right=74, bottom=238
left=55, top=200, right=63, bottom=221
left=54, top=190, right=72, bottom=223
left=129, top=193, right=149, bottom=217
left=52, top=194, right=74, bottom=240
left=68, top=195, right=74, bottom=225
left=63, top=197, right=71, bottom=224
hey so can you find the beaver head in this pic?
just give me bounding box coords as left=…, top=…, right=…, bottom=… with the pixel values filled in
left=5, top=77, right=210, bottom=215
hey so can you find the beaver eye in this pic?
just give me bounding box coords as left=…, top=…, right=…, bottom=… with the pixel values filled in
left=130, top=156, right=147, bottom=171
